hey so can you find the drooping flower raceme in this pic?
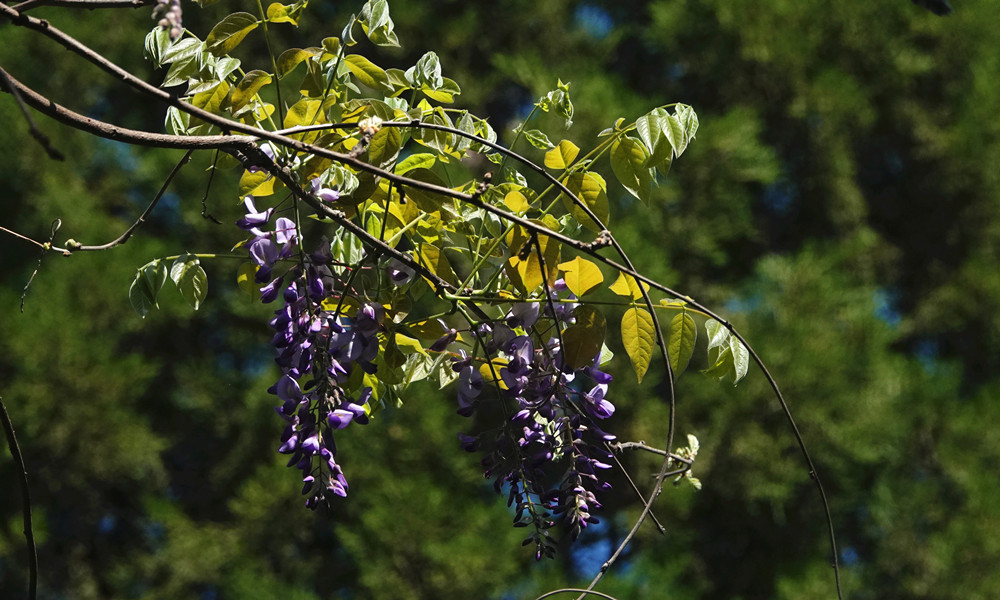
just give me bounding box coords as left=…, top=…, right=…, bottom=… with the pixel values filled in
left=449, top=283, right=618, bottom=558
left=239, top=198, right=379, bottom=509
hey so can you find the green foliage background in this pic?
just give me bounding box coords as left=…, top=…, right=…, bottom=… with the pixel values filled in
left=2, top=0, right=999, bottom=598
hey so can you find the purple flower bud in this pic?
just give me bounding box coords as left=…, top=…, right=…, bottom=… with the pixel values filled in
left=430, top=328, right=458, bottom=352
left=259, top=276, right=284, bottom=303
left=386, top=258, right=415, bottom=285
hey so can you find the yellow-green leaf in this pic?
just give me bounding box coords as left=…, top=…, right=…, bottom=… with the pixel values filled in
left=276, top=48, right=316, bottom=78
left=283, top=97, right=323, bottom=128
left=503, top=190, right=530, bottom=214
left=344, top=54, right=390, bottom=91
left=266, top=1, right=305, bottom=25
left=561, top=305, right=606, bottom=369
left=544, top=139, right=580, bottom=170
left=667, top=311, right=697, bottom=375
left=608, top=272, right=648, bottom=300
left=557, top=256, right=603, bottom=297
left=236, top=262, right=257, bottom=298
left=192, top=80, right=231, bottom=116
left=418, top=243, right=457, bottom=285
left=622, top=307, right=654, bottom=382
left=367, top=126, right=401, bottom=169
left=205, top=12, right=259, bottom=57
left=239, top=169, right=277, bottom=197
left=395, top=333, right=428, bottom=356
left=561, top=171, right=609, bottom=233
left=505, top=226, right=560, bottom=292
left=610, top=136, right=652, bottom=205
left=230, top=70, right=272, bottom=112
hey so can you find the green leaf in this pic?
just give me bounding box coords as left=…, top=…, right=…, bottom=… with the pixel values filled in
left=705, top=318, right=729, bottom=351
left=422, top=77, right=461, bottom=104
left=395, top=153, right=436, bottom=173
left=675, top=103, right=699, bottom=147
left=561, top=171, right=609, bottom=233
left=276, top=48, right=316, bottom=78
left=663, top=113, right=688, bottom=158
left=191, top=80, right=231, bottom=116
left=561, top=305, right=606, bottom=369
left=523, top=129, right=554, bottom=150
left=236, top=262, right=257, bottom=298
left=367, top=126, right=402, bottom=170
left=622, top=307, right=655, bottom=382
left=728, top=335, right=750, bottom=384
left=418, top=243, right=457, bottom=285
left=409, top=51, right=443, bottom=89
left=266, top=1, right=307, bottom=26
left=544, top=140, right=580, bottom=170
left=160, top=37, right=203, bottom=65
left=129, top=260, right=167, bottom=318
left=230, top=70, right=272, bottom=112
left=636, top=108, right=672, bottom=168
left=610, top=136, right=653, bottom=204
left=344, top=54, right=390, bottom=92
left=667, top=311, right=697, bottom=375
left=170, top=255, right=208, bottom=310
left=205, top=12, right=259, bottom=57
left=282, top=98, right=324, bottom=129
left=360, top=0, right=399, bottom=47
left=557, top=256, right=604, bottom=297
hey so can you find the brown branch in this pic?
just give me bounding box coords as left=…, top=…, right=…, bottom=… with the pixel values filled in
left=0, top=395, right=38, bottom=600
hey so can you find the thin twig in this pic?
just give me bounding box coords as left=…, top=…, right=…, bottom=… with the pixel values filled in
left=0, top=67, right=64, bottom=160
left=0, top=396, right=38, bottom=600
left=63, top=150, right=193, bottom=252
left=535, top=588, right=621, bottom=600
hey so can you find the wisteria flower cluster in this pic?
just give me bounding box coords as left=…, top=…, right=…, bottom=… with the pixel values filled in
left=151, top=0, right=183, bottom=41
left=451, top=282, right=617, bottom=558
left=239, top=196, right=379, bottom=509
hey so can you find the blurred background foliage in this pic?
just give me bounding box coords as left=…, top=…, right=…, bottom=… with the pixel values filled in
left=2, top=0, right=999, bottom=598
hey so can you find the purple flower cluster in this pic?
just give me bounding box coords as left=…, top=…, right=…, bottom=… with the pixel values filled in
left=451, top=283, right=617, bottom=558
left=152, top=0, right=183, bottom=40
left=239, top=198, right=379, bottom=509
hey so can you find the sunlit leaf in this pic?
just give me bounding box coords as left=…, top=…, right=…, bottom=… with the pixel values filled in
left=610, top=136, right=652, bottom=204
left=622, top=307, right=654, bottom=382
left=418, top=243, right=457, bottom=285
left=276, top=48, right=316, bottom=78
left=205, top=12, right=259, bottom=57
left=523, top=129, right=554, bottom=150
left=729, top=335, right=750, bottom=384
left=230, top=70, right=272, bottom=112
left=345, top=54, right=390, bottom=92
left=667, top=311, right=697, bottom=375
left=608, top=272, right=648, bottom=300
left=504, top=190, right=530, bottom=214
left=239, top=169, right=277, bottom=197
left=557, top=256, right=603, bottom=297
left=561, top=171, right=609, bottom=233
left=170, top=254, right=208, bottom=310
left=544, top=139, right=580, bottom=170
left=705, top=318, right=729, bottom=351
left=266, top=1, right=307, bottom=25
left=396, top=153, right=436, bottom=173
